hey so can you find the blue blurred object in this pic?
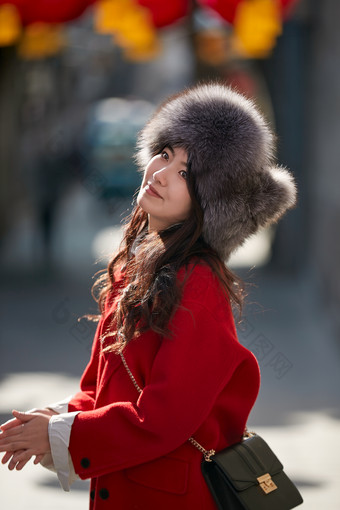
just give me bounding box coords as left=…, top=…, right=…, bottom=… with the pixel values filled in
left=81, top=97, right=155, bottom=200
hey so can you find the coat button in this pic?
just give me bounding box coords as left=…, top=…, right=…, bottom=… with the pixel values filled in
left=90, top=490, right=95, bottom=501
left=81, top=457, right=90, bottom=469
left=99, top=488, right=110, bottom=500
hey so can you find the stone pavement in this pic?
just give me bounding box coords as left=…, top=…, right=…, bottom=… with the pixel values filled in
left=1, top=184, right=339, bottom=509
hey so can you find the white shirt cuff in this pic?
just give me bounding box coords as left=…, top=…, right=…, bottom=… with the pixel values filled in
left=48, top=412, right=80, bottom=491
left=47, top=395, right=73, bottom=414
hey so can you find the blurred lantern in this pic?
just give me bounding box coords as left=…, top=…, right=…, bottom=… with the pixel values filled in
left=0, top=0, right=96, bottom=25
left=198, top=0, right=297, bottom=59
left=0, top=4, right=21, bottom=46
left=199, top=0, right=297, bottom=23
left=95, top=0, right=159, bottom=60
left=136, top=0, right=190, bottom=28
left=0, top=0, right=299, bottom=61
left=95, top=0, right=127, bottom=32
left=0, top=0, right=95, bottom=56
left=133, top=0, right=298, bottom=61
left=18, top=22, right=65, bottom=59
left=233, top=0, right=282, bottom=58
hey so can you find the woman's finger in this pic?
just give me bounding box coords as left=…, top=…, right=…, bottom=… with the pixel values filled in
left=15, top=459, right=30, bottom=471
left=0, top=417, right=22, bottom=431
left=33, top=454, right=44, bottom=465
left=0, top=423, right=27, bottom=451
left=30, top=408, right=58, bottom=417
left=12, top=410, right=36, bottom=423
left=14, top=450, right=35, bottom=471
left=5, top=450, right=25, bottom=470
left=0, top=432, right=25, bottom=451
left=1, top=450, right=16, bottom=464
left=0, top=423, right=25, bottom=439
left=0, top=440, right=26, bottom=452
left=0, top=409, right=55, bottom=431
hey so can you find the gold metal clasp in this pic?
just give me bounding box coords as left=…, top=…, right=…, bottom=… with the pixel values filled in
left=257, top=473, right=278, bottom=494
left=204, top=449, right=216, bottom=462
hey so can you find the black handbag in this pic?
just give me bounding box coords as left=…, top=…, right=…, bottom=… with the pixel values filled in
left=200, top=432, right=303, bottom=510
left=119, top=351, right=303, bottom=510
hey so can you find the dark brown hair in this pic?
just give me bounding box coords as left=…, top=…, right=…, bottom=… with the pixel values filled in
left=91, top=153, right=246, bottom=353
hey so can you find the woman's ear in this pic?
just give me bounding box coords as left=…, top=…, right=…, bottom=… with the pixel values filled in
left=249, top=166, right=297, bottom=228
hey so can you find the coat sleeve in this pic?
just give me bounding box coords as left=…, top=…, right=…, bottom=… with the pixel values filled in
left=68, top=265, right=260, bottom=480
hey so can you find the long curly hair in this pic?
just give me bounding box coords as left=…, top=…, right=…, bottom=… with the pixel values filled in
left=90, top=161, right=246, bottom=353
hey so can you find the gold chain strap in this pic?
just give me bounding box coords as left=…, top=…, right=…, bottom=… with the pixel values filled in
left=119, top=351, right=143, bottom=394
left=188, top=437, right=216, bottom=461
left=119, top=350, right=216, bottom=462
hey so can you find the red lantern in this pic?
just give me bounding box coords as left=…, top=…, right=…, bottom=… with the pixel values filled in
left=0, top=0, right=96, bottom=25
left=136, top=0, right=190, bottom=28
left=0, top=0, right=299, bottom=28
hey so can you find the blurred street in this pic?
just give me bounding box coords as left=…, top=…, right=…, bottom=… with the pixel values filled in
left=1, top=183, right=340, bottom=509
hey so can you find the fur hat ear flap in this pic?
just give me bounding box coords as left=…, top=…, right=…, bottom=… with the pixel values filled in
left=249, top=166, right=297, bottom=229
left=200, top=165, right=297, bottom=260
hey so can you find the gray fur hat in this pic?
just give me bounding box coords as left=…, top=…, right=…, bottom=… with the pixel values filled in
left=136, top=83, right=297, bottom=260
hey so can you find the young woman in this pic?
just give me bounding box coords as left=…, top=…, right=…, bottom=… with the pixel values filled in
left=0, top=83, right=296, bottom=509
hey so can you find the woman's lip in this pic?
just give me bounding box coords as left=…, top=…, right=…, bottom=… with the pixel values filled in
left=145, top=184, right=162, bottom=198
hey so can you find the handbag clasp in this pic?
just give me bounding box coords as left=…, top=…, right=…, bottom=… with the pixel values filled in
left=257, top=473, right=278, bottom=494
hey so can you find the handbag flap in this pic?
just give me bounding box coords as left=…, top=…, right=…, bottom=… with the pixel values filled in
left=213, top=435, right=284, bottom=492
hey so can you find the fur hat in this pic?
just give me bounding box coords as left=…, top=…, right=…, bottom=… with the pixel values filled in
left=136, top=83, right=297, bottom=260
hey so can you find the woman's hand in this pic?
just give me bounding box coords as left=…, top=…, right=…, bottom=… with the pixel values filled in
left=1, top=449, right=44, bottom=471
left=0, top=407, right=56, bottom=432
left=0, top=410, right=52, bottom=470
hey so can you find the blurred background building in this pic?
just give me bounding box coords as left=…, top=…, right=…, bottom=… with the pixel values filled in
left=0, top=1, right=339, bottom=508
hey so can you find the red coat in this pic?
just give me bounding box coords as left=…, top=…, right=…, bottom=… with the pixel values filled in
left=68, top=263, right=260, bottom=510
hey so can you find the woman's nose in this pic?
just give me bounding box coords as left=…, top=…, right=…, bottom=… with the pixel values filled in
left=152, top=167, right=167, bottom=185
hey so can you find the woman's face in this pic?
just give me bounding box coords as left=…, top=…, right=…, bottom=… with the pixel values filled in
left=137, top=146, right=192, bottom=231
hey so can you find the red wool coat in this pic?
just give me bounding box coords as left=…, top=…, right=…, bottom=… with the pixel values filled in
left=67, top=264, right=260, bottom=510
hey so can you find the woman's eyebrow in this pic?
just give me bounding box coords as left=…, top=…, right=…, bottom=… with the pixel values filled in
left=166, top=145, right=188, bottom=167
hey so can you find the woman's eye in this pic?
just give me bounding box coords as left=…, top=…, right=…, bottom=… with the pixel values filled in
left=179, top=170, right=187, bottom=179
left=161, top=151, right=169, bottom=160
